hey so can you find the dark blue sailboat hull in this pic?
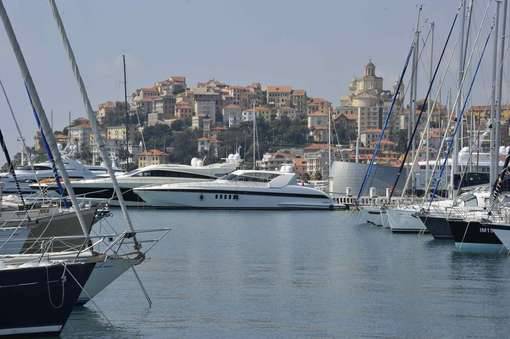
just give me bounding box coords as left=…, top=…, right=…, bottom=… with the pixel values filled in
left=0, top=261, right=95, bottom=337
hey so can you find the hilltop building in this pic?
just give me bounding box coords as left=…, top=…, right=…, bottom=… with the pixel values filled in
left=339, top=61, right=403, bottom=141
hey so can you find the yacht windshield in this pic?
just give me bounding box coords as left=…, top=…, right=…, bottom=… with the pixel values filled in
left=222, top=172, right=280, bottom=183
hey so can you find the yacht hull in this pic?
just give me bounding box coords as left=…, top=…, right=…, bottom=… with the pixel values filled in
left=134, top=189, right=333, bottom=210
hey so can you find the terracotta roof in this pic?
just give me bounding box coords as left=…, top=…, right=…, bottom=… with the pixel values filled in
left=223, top=104, right=242, bottom=109
left=309, top=97, right=329, bottom=104
left=292, top=89, right=306, bottom=96
left=266, top=86, right=292, bottom=93
left=170, top=76, right=186, bottom=82
left=176, top=101, right=192, bottom=107
left=139, top=149, right=168, bottom=156
left=304, top=143, right=330, bottom=151
left=308, top=111, right=328, bottom=116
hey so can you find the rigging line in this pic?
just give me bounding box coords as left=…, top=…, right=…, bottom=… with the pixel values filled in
left=428, top=23, right=493, bottom=209
left=0, top=79, right=45, bottom=196
left=356, top=41, right=414, bottom=199
left=389, top=5, right=461, bottom=200
left=0, top=131, right=28, bottom=212
left=418, top=24, right=433, bottom=74
left=0, top=80, right=29, bottom=161
left=24, top=85, right=68, bottom=208
left=422, top=0, right=492, bottom=199
left=400, top=26, right=462, bottom=198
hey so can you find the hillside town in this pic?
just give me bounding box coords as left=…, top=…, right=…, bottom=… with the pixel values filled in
left=27, top=61, right=510, bottom=179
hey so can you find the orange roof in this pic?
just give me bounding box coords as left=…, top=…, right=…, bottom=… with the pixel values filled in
left=308, top=111, right=328, bottom=116
left=309, top=97, right=329, bottom=104
left=292, top=89, right=306, bottom=96
left=266, top=85, right=292, bottom=93
left=223, top=104, right=241, bottom=109
left=304, top=143, right=330, bottom=151
left=140, top=149, right=168, bottom=156
left=176, top=101, right=192, bottom=107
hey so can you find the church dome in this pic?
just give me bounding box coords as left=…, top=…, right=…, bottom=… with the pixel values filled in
left=365, top=60, right=376, bottom=77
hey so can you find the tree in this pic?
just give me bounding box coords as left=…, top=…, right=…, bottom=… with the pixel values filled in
left=312, top=171, right=322, bottom=180
left=142, top=124, right=173, bottom=149
left=170, top=119, right=185, bottom=131
left=170, top=129, right=200, bottom=164
left=396, top=129, right=408, bottom=153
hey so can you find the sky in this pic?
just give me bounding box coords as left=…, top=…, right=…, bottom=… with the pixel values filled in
left=0, top=0, right=502, bottom=163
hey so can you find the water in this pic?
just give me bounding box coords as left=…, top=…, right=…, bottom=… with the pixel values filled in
left=61, top=209, right=510, bottom=338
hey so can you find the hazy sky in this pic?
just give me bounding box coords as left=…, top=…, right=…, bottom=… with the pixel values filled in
left=0, top=0, right=501, bottom=162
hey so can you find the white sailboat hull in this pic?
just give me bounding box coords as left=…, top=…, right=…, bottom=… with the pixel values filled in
left=361, top=206, right=384, bottom=226
left=77, top=256, right=138, bottom=305
left=386, top=207, right=427, bottom=233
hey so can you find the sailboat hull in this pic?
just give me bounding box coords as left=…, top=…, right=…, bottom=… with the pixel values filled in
left=419, top=214, right=453, bottom=239
left=449, top=219, right=507, bottom=254
left=386, top=207, right=427, bottom=233
left=77, top=256, right=139, bottom=305
left=0, top=261, right=95, bottom=336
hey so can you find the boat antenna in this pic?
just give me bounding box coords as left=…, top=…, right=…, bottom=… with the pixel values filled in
left=0, top=0, right=90, bottom=237
left=389, top=4, right=461, bottom=200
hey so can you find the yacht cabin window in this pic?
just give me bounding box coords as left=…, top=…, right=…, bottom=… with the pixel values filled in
left=131, top=170, right=214, bottom=179
left=222, top=172, right=280, bottom=183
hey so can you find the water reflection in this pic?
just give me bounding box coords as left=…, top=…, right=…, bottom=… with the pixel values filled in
left=62, top=210, right=510, bottom=338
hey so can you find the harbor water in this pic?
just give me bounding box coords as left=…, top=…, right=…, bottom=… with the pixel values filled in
left=62, top=209, right=510, bottom=338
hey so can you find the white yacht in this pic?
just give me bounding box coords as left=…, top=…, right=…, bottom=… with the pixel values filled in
left=0, top=159, right=96, bottom=194
left=133, top=169, right=334, bottom=210
left=39, top=157, right=240, bottom=206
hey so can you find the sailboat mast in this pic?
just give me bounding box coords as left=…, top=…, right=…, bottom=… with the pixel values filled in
left=409, top=6, right=421, bottom=195
left=496, top=0, right=508, bottom=179
left=252, top=104, right=256, bottom=169
left=123, top=54, right=130, bottom=168
left=490, top=1, right=501, bottom=193
left=48, top=0, right=140, bottom=246
left=425, top=21, right=434, bottom=192
left=356, top=107, right=360, bottom=163
left=0, top=0, right=90, bottom=237
left=328, top=106, right=332, bottom=178
left=452, top=0, right=466, bottom=199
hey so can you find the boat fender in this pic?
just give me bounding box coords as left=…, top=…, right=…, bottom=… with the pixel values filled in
left=200, top=194, right=204, bottom=200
